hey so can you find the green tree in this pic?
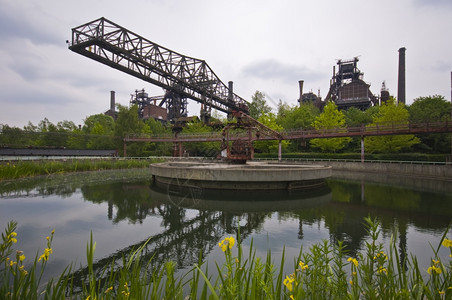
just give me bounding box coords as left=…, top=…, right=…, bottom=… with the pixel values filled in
left=310, top=101, right=351, bottom=152
left=181, top=120, right=219, bottom=157
left=83, top=114, right=116, bottom=150
left=249, top=91, right=272, bottom=119
left=277, top=102, right=319, bottom=130
left=276, top=102, right=319, bottom=152
left=115, top=104, right=150, bottom=156
left=0, top=125, right=27, bottom=147
left=145, top=118, right=172, bottom=156
left=409, top=95, right=451, bottom=123
left=84, top=114, right=115, bottom=135
left=344, top=106, right=379, bottom=127
left=343, top=106, right=380, bottom=152
left=254, top=112, right=288, bottom=153
left=408, top=95, right=451, bottom=153
left=365, top=98, right=420, bottom=153
left=36, top=118, right=69, bottom=148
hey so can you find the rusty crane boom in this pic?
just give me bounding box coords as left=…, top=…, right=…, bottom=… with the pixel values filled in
left=68, top=17, right=249, bottom=123
left=69, top=18, right=285, bottom=161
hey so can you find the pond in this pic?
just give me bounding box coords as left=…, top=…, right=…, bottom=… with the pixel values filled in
left=0, top=167, right=451, bottom=288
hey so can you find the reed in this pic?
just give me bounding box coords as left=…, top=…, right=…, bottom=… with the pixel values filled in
left=1, top=218, right=451, bottom=299
left=0, top=159, right=162, bottom=180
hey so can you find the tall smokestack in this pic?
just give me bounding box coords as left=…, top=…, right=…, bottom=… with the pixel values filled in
left=110, top=91, right=116, bottom=112
left=397, top=47, right=406, bottom=105
left=228, top=81, right=233, bottom=102
left=298, top=80, right=304, bottom=104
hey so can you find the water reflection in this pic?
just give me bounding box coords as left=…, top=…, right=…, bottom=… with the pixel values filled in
left=0, top=168, right=451, bottom=290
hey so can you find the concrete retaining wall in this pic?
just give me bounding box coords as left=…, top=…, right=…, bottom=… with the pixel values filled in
left=151, top=157, right=452, bottom=180
left=300, top=160, right=452, bottom=180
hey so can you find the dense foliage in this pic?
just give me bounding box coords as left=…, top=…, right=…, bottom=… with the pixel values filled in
left=364, top=98, right=420, bottom=153
left=0, top=93, right=450, bottom=157
left=310, top=102, right=352, bottom=152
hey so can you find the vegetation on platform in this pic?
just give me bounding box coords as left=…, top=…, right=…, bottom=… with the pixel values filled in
left=1, top=217, right=451, bottom=299
left=0, top=159, right=161, bottom=181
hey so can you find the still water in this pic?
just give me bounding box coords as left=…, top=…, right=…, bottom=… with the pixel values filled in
left=0, top=168, right=451, bottom=285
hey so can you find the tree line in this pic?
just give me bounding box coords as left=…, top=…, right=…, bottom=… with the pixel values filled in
left=0, top=95, right=450, bottom=157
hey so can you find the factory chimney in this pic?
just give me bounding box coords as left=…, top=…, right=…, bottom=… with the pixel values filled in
left=110, top=91, right=116, bottom=112
left=298, top=80, right=304, bottom=104
left=228, top=81, right=233, bottom=102
left=397, top=47, right=406, bottom=105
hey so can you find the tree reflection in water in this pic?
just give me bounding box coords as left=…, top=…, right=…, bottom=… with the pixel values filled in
left=2, top=169, right=450, bottom=291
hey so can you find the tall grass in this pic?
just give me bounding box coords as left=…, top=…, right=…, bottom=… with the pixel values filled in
left=1, top=217, right=451, bottom=299
left=0, top=158, right=162, bottom=181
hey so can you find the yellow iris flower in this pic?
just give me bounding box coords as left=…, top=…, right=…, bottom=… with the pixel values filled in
left=218, top=236, right=235, bottom=252
left=442, top=238, right=452, bottom=248
left=283, top=275, right=295, bottom=292
left=347, top=257, right=359, bottom=267
left=299, top=260, right=309, bottom=271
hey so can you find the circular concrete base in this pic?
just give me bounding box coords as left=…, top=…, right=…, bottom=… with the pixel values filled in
left=150, top=161, right=332, bottom=190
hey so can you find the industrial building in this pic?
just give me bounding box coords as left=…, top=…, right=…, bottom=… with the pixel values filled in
left=324, top=57, right=378, bottom=110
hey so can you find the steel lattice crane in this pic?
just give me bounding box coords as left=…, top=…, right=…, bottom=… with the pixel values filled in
left=68, top=17, right=249, bottom=124
left=68, top=17, right=285, bottom=161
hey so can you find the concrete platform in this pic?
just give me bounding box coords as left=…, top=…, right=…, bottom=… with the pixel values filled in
left=150, top=161, right=332, bottom=190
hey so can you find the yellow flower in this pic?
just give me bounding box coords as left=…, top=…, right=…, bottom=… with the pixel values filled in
left=299, top=260, right=309, bottom=271
left=38, top=248, right=53, bottom=262
left=218, top=236, right=235, bottom=252
left=442, top=238, right=452, bottom=248
left=432, top=259, right=440, bottom=265
left=290, top=296, right=294, bottom=300
left=8, top=232, right=18, bottom=243
left=105, top=286, right=113, bottom=293
left=347, top=257, right=359, bottom=267
left=427, top=265, right=442, bottom=275
left=349, top=279, right=353, bottom=285
left=378, top=266, right=387, bottom=274
left=19, top=265, right=27, bottom=276
left=16, top=250, right=25, bottom=262
left=46, top=236, right=50, bottom=241
left=283, top=275, right=295, bottom=292
left=9, top=260, right=17, bottom=267
left=439, top=290, right=445, bottom=295
left=377, top=251, right=388, bottom=260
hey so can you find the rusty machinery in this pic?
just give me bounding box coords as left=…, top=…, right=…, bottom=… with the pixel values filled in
left=220, top=110, right=282, bottom=163
left=68, top=17, right=281, bottom=161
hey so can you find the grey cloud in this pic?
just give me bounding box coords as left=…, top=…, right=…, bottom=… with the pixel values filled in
left=0, top=5, right=61, bottom=45
left=431, top=60, right=452, bottom=73
left=413, top=0, right=452, bottom=7
left=241, top=58, right=326, bottom=83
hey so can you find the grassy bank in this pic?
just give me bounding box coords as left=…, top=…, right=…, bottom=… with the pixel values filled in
left=1, top=218, right=451, bottom=299
left=0, top=158, right=163, bottom=181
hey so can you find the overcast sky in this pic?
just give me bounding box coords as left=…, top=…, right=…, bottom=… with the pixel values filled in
left=1, top=0, right=451, bottom=128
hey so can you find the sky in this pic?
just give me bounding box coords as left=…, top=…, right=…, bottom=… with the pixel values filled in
left=0, top=0, right=451, bottom=128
